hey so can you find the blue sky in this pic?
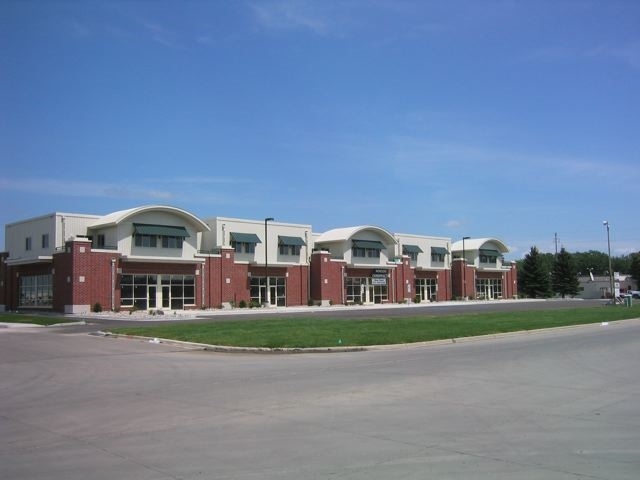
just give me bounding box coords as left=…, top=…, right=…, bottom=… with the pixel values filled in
left=1, top=0, right=638, bottom=259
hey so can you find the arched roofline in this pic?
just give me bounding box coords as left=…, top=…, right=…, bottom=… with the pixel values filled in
left=88, top=205, right=211, bottom=232
left=451, top=237, right=509, bottom=253
left=315, top=225, right=397, bottom=246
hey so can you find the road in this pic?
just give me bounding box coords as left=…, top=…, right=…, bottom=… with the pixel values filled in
left=1, top=315, right=638, bottom=479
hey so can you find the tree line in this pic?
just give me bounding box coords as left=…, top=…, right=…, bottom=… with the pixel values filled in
left=517, top=249, right=640, bottom=298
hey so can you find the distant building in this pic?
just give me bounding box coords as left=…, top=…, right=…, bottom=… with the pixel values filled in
left=1, top=205, right=518, bottom=312
left=578, top=274, right=638, bottom=299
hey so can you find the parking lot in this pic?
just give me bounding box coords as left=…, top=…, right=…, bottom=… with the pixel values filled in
left=2, top=314, right=639, bottom=479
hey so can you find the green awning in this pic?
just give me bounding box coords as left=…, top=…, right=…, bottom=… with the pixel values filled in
left=431, top=247, right=448, bottom=255
left=402, top=244, right=423, bottom=254
left=133, top=223, right=190, bottom=237
left=480, top=249, right=501, bottom=257
left=353, top=239, right=386, bottom=250
left=230, top=232, right=261, bottom=244
left=278, top=236, right=306, bottom=246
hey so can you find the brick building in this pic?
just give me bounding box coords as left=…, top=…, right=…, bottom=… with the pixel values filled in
left=1, top=205, right=518, bottom=313
left=450, top=238, right=518, bottom=300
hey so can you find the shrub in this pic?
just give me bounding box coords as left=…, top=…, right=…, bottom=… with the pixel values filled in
left=92, top=302, right=102, bottom=313
left=238, top=300, right=247, bottom=308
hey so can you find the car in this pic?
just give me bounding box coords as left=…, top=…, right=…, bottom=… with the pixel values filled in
left=630, top=291, right=640, bottom=299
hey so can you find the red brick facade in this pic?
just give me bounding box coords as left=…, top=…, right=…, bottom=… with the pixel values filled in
left=1, top=215, right=518, bottom=312
left=1, top=240, right=519, bottom=312
left=451, top=258, right=518, bottom=300
left=310, top=251, right=345, bottom=305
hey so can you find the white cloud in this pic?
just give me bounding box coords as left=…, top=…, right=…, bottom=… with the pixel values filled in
left=586, top=41, right=640, bottom=71
left=0, top=176, right=260, bottom=208
left=251, top=0, right=328, bottom=34
left=444, top=219, right=462, bottom=229
left=0, top=178, right=172, bottom=201
left=196, top=35, right=213, bottom=45
left=528, top=40, right=640, bottom=71
left=68, top=20, right=91, bottom=38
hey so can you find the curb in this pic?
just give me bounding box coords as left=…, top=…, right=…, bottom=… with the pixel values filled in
left=97, top=332, right=368, bottom=353
left=0, top=321, right=86, bottom=329
left=99, top=317, right=640, bottom=354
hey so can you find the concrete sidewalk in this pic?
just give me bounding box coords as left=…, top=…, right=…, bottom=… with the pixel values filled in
left=78, top=297, right=556, bottom=322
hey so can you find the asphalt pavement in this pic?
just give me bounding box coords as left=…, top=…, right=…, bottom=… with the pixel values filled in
left=1, top=315, right=638, bottom=479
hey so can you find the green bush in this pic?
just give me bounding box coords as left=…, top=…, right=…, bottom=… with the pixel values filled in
left=92, top=302, right=102, bottom=313
left=239, top=300, right=247, bottom=308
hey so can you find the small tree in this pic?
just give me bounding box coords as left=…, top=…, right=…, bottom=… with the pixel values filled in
left=519, top=246, right=552, bottom=298
left=552, top=248, right=579, bottom=298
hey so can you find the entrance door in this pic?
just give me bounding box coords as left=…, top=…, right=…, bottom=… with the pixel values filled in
left=486, top=285, right=494, bottom=300
left=162, top=286, right=170, bottom=308
left=269, top=284, right=277, bottom=306
left=148, top=285, right=157, bottom=309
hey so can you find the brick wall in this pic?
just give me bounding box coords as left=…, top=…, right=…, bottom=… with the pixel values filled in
left=451, top=259, right=476, bottom=299
left=52, top=239, right=123, bottom=312
left=392, top=258, right=414, bottom=303
left=311, top=251, right=345, bottom=304
left=0, top=252, right=8, bottom=310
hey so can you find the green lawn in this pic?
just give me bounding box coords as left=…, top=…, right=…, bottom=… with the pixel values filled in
left=110, top=304, right=640, bottom=349
left=0, top=313, right=71, bottom=326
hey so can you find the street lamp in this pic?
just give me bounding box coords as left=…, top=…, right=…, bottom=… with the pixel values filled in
left=462, top=236, right=470, bottom=300
left=603, top=221, right=614, bottom=303
left=264, top=217, right=274, bottom=307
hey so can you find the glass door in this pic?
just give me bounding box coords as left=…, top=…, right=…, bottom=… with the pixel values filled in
left=162, top=286, right=170, bottom=308
left=148, top=285, right=157, bottom=309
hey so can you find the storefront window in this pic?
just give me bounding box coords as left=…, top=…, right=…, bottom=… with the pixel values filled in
left=250, top=276, right=285, bottom=306
left=476, top=278, right=502, bottom=299
left=19, top=274, right=53, bottom=308
left=415, top=278, right=437, bottom=302
left=121, top=274, right=195, bottom=310
left=346, top=277, right=387, bottom=304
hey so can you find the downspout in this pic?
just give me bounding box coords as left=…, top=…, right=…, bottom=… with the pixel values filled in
left=61, top=216, right=66, bottom=249
left=110, top=258, right=116, bottom=311
left=391, top=267, right=396, bottom=303
left=305, top=231, right=310, bottom=304
left=341, top=265, right=345, bottom=305
left=209, top=254, right=212, bottom=308
left=201, top=258, right=206, bottom=308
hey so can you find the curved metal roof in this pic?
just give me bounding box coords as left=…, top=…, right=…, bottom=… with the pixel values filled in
left=450, top=237, right=509, bottom=253
left=314, top=225, right=397, bottom=245
left=88, top=205, right=211, bottom=232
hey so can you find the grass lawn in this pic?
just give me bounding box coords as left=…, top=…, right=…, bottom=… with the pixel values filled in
left=0, top=313, right=71, bottom=326
left=110, top=304, right=640, bottom=349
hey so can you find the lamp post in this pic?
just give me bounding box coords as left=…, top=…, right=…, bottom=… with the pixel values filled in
left=462, top=236, right=470, bottom=300
left=264, top=217, right=274, bottom=307
left=603, top=221, right=614, bottom=303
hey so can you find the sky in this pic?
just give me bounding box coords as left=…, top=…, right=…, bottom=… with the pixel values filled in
left=1, top=0, right=638, bottom=259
